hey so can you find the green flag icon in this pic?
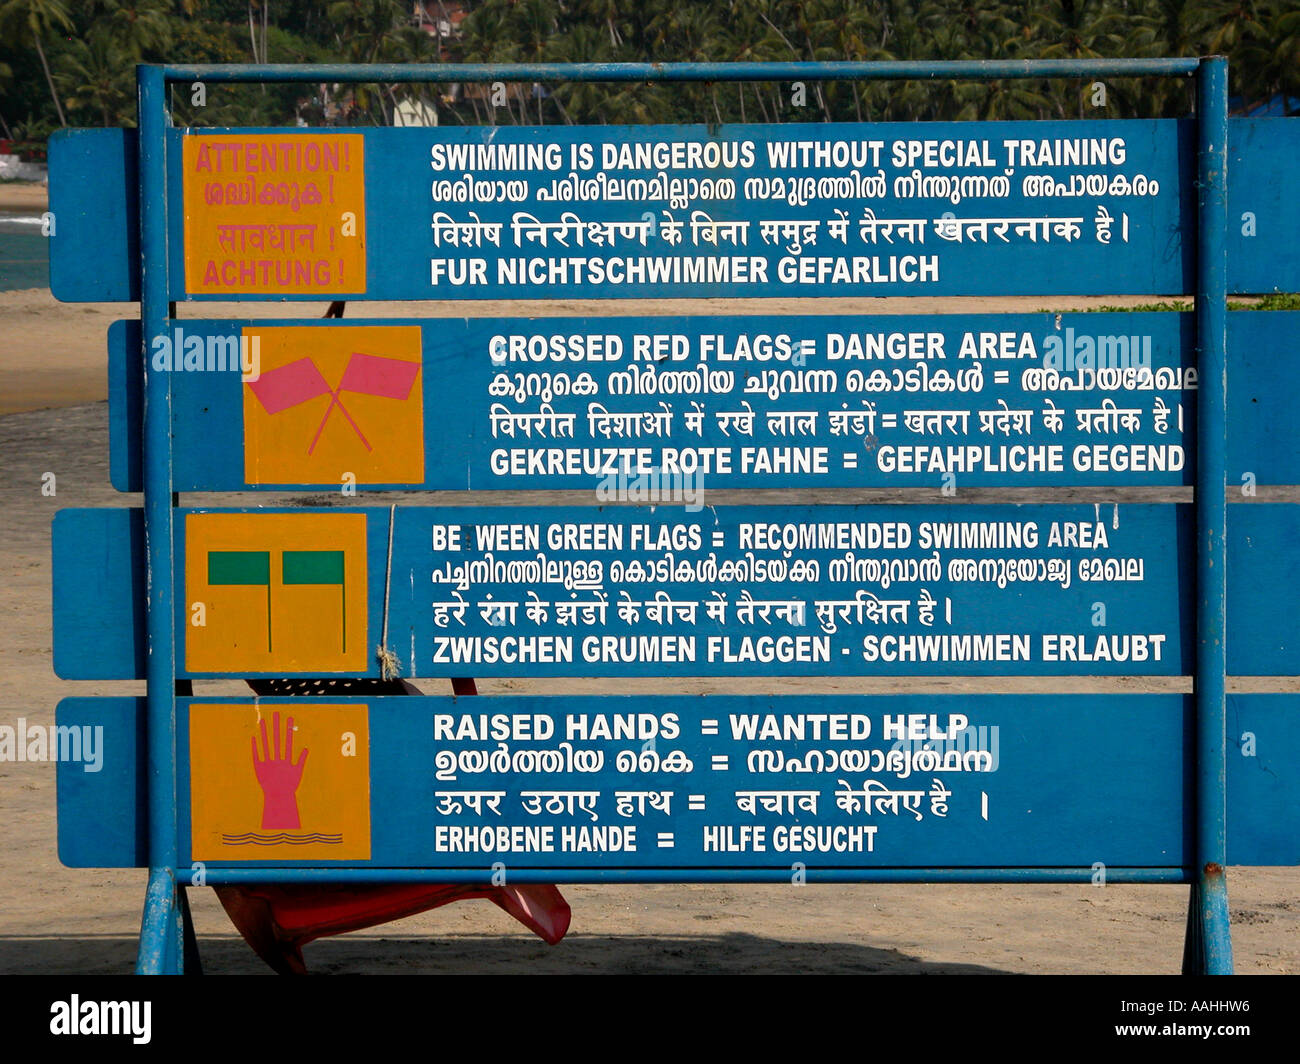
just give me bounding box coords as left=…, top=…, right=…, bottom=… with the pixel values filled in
left=282, top=550, right=347, bottom=651
left=208, top=550, right=272, bottom=651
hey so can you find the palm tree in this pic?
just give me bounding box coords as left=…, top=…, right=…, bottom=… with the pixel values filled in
left=549, top=23, right=613, bottom=125
left=1256, top=5, right=1300, bottom=112
left=56, top=34, right=135, bottom=126
left=513, top=0, right=559, bottom=123
left=93, top=0, right=176, bottom=59
left=0, top=0, right=75, bottom=127
left=388, top=23, right=442, bottom=126
left=802, top=0, right=878, bottom=120
left=1123, top=0, right=1203, bottom=116
left=460, top=2, right=520, bottom=124
left=327, top=0, right=406, bottom=122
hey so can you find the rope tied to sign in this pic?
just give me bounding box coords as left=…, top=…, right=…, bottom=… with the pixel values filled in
left=376, top=503, right=401, bottom=680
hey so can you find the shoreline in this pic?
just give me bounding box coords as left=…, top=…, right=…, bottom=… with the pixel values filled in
left=0, top=180, right=48, bottom=212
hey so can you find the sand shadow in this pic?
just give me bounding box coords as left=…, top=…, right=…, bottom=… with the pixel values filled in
left=0, top=931, right=1011, bottom=975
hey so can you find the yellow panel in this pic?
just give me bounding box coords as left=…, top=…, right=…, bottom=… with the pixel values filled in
left=185, top=512, right=368, bottom=673
left=190, top=703, right=371, bottom=862
left=242, top=324, right=424, bottom=486
left=182, top=133, right=367, bottom=295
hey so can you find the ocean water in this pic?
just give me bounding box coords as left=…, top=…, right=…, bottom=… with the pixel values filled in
left=0, top=215, right=49, bottom=291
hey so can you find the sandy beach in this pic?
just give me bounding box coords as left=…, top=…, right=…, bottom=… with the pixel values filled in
left=0, top=181, right=46, bottom=213
left=0, top=283, right=1296, bottom=975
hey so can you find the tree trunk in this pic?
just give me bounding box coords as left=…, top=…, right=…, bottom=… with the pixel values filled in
left=815, top=83, right=831, bottom=122
left=33, top=35, right=66, bottom=127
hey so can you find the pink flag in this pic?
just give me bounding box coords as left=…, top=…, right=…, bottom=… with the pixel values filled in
left=248, top=358, right=331, bottom=415
left=339, top=353, right=421, bottom=401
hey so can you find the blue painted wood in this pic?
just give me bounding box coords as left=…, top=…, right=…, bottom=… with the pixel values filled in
left=59, top=691, right=1300, bottom=871
left=110, top=311, right=1200, bottom=492
left=170, top=693, right=1196, bottom=870
left=183, top=502, right=1194, bottom=679
left=1227, top=694, right=1300, bottom=866
left=47, top=128, right=139, bottom=302
left=107, top=319, right=143, bottom=494
left=1226, top=312, right=1300, bottom=488
left=383, top=503, right=1194, bottom=679
left=50, top=118, right=1300, bottom=304
left=56, top=697, right=146, bottom=868
left=52, top=509, right=147, bottom=680
left=1226, top=504, right=1300, bottom=675
left=167, top=121, right=1193, bottom=300
left=1227, top=120, right=1300, bottom=295
left=60, top=502, right=1300, bottom=681
left=104, top=309, right=1300, bottom=494
left=57, top=502, right=1199, bottom=679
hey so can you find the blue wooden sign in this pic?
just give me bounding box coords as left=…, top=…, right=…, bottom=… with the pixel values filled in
left=47, top=58, right=1295, bottom=976
left=107, top=310, right=1300, bottom=493
left=43, top=500, right=1201, bottom=680
left=57, top=692, right=1300, bottom=873
left=52, top=501, right=1300, bottom=683
left=109, top=311, right=1205, bottom=492
left=49, top=117, right=1300, bottom=304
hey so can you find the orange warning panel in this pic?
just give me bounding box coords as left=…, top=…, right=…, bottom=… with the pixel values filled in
left=242, top=325, right=424, bottom=486
left=184, top=512, right=368, bottom=674
left=182, top=133, right=366, bottom=296
left=190, top=704, right=371, bottom=862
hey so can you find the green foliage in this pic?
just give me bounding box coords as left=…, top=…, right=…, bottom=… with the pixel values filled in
left=1049, top=295, right=1300, bottom=311
left=1, top=0, right=1297, bottom=134
left=1238, top=292, right=1300, bottom=310
left=1086, top=300, right=1196, bottom=311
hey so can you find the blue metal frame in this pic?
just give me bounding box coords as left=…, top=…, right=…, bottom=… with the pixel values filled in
left=1191, top=56, right=1232, bottom=975
left=174, top=868, right=1192, bottom=885
left=131, top=57, right=1232, bottom=974
left=156, top=58, right=1201, bottom=84
left=136, top=63, right=183, bottom=975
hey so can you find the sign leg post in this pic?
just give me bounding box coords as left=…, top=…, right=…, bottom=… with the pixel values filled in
left=134, top=61, right=183, bottom=975
left=178, top=885, right=204, bottom=974
left=1182, top=881, right=1201, bottom=972
left=138, top=868, right=183, bottom=975
left=1188, top=54, right=1233, bottom=975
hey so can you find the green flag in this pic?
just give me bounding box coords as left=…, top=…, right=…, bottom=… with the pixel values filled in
left=208, top=550, right=272, bottom=651
left=282, top=550, right=347, bottom=651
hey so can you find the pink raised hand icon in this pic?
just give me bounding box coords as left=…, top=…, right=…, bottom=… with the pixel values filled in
left=252, top=712, right=309, bottom=830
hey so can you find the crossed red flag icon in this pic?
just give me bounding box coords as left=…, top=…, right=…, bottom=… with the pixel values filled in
left=248, top=353, right=421, bottom=454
